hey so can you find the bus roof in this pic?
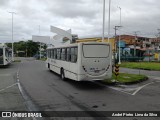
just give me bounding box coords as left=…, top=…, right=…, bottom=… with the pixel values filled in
left=47, top=42, right=110, bottom=49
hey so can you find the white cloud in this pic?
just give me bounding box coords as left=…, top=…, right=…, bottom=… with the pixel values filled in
left=0, top=0, right=160, bottom=44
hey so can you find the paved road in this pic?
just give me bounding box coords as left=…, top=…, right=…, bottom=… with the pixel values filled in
left=1, top=58, right=160, bottom=120
left=14, top=58, right=159, bottom=120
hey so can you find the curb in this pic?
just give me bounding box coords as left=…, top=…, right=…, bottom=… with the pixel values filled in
left=102, top=76, right=148, bottom=86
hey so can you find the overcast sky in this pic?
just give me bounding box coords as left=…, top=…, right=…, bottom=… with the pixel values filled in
left=0, top=0, right=160, bottom=44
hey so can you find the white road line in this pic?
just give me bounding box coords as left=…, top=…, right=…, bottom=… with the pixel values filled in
left=16, top=71, right=39, bottom=120
left=0, top=83, right=18, bottom=92
left=132, top=82, right=154, bottom=95
left=96, top=76, right=160, bottom=96
left=108, top=86, right=133, bottom=95
left=94, top=81, right=135, bottom=96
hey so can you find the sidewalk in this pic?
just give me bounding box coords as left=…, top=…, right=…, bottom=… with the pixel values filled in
left=120, top=67, right=160, bottom=78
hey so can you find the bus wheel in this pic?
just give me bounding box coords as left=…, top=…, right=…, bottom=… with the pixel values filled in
left=48, top=63, right=50, bottom=69
left=48, top=64, right=51, bottom=71
left=61, top=69, right=65, bottom=80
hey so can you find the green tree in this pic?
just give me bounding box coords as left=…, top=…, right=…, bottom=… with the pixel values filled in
left=5, top=40, right=46, bottom=57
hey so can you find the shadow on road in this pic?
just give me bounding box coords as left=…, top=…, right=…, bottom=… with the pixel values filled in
left=66, top=80, right=106, bottom=90
left=0, top=63, right=15, bottom=69
left=49, top=70, right=106, bottom=90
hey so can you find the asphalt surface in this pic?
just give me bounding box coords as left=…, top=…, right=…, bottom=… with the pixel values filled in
left=1, top=57, right=160, bottom=120
left=0, top=62, right=33, bottom=120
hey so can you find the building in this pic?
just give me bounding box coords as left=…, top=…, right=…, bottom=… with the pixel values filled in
left=150, top=37, right=160, bottom=51
left=75, top=35, right=160, bottom=61
left=76, top=37, right=115, bottom=50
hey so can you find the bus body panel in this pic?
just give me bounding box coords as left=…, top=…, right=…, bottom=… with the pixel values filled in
left=0, top=45, right=12, bottom=66
left=78, top=43, right=112, bottom=81
left=47, top=60, right=78, bottom=81
left=46, top=42, right=112, bottom=81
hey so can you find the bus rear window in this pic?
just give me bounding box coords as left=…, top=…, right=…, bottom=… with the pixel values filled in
left=82, top=44, right=110, bottom=58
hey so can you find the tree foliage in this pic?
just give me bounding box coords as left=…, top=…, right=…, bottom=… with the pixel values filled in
left=6, top=40, right=46, bottom=57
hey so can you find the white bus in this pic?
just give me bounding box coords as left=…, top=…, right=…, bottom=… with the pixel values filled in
left=46, top=42, right=112, bottom=81
left=0, top=44, right=12, bottom=66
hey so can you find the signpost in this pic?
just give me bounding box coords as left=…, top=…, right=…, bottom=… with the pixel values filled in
left=114, top=64, right=119, bottom=79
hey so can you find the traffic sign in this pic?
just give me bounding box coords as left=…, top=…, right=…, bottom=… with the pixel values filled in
left=114, top=64, right=119, bottom=79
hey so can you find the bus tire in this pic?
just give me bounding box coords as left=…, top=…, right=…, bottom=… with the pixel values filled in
left=48, top=63, right=51, bottom=71
left=61, top=69, right=66, bottom=81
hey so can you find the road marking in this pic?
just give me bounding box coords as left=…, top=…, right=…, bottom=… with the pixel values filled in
left=96, top=78, right=160, bottom=96
left=132, top=82, right=154, bottom=95
left=0, top=83, right=17, bottom=92
left=108, top=86, right=134, bottom=95
left=94, top=81, right=135, bottom=96
left=132, top=80, right=160, bottom=95
left=16, top=70, right=40, bottom=120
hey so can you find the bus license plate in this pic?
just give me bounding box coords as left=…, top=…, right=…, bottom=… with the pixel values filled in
left=95, top=70, right=100, bottom=73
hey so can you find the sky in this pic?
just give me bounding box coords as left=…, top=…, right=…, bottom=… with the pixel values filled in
left=0, top=0, right=160, bottom=44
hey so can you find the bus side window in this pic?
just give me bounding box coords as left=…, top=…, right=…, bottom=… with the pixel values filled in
left=54, top=49, right=57, bottom=59
left=0, top=48, right=3, bottom=56
left=57, top=49, right=61, bottom=60
left=75, top=47, right=78, bottom=62
left=67, top=48, right=71, bottom=62
left=52, top=49, right=54, bottom=59
left=50, top=49, right=53, bottom=58
left=61, top=48, right=66, bottom=61
left=60, top=49, right=62, bottom=60
left=65, top=48, right=67, bottom=60
left=48, top=50, right=50, bottom=58
left=71, top=47, right=77, bottom=63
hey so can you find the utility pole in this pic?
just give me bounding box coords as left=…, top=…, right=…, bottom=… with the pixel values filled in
left=8, top=11, right=16, bottom=61
left=102, top=0, right=105, bottom=42
left=108, top=0, right=111, bottom=43
left=113, top=26, right=121, bottom=65
left=118, top=6, right=122, bottom=64
left=134, top=31, right=139, bottom=56
left=102, top=0, right=111, bottom=43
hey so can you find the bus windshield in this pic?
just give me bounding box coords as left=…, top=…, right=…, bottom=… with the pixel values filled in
left=82, top=44, right=110, bottom=58
left=0, top=48, right=3, bottom=56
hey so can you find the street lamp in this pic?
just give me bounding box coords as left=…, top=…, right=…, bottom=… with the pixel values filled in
left=117, top=6, right=122, bottom=64
left=8, top=11, right=16, bottom=61
left=114, top=25, right=121, bottom=65
left=102, top=0, right=105, bottom=42
left=102, top=0, right=111, bottom=43
left=108, top=0, right=111, bottom=43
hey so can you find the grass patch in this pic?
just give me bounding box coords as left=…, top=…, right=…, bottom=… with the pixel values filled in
left=103, top=73, right=147, bottom=85
left=39, top=58, right=47, bottom=61
left=120, top=62, right=160, bottom=71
